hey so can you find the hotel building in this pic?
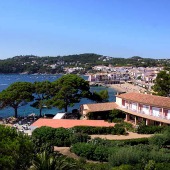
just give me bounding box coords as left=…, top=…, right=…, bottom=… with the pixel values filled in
left=116, top=93, right=170, bottom=125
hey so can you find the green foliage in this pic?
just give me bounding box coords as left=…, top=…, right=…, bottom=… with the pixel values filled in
left=0, top=82, right=34, bottom=117
left=32, top=126, right=91, bottom=148
left=108, top=109, right=126, bottom=122
left=32, top=126, right=55, bottom=153
left=152, top=70, right=170, bottom=97
left=92, top=90, right=109, bottom=103
left=108, top=145, right=150, bottom=167
left=70, top=133, right=91, bottom=144
left=0, top=125, right=34, bottom=170
left=72, top=156, right=111, bottom=170
left=30, top=151, right=76, bottom=170
left=71, top=142, right=109, bottom=162
left=137, top=124, right=164, bottom=134
left=72, top=125, right=126, bottom=135
left=31, top=81, right=53, bottom=117
left=71, top=143, right=96, bottom=160
left=115, top=138, right=149, bottom=146
left=149, top=127, right=170, bottom=148
left=50, top=74, right=91, bottom=112
left=112, top=164, right=135, bottom=170
left=0, top=54, right=167, bottom=74
left=119, top=122, right=134, bottom=132
left=53, top=128, right=72, bottom=147
left=144, top=160, right=156, bottom=170
left=155, top=163, right=170, bottom=170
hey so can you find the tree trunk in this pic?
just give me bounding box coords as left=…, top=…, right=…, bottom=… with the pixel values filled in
left=64, top=105, right=68, bottom=112
left=39, top=108, right=42, bottom=117
left=14, top=107, right=18, bottom=118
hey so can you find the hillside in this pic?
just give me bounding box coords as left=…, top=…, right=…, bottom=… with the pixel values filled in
left=0, top=54, right=169, bottom=74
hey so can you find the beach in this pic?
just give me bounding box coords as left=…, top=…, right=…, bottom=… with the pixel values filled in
left=108, top=82, right=146, bottom=93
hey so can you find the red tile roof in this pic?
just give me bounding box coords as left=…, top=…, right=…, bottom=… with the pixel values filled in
left=31, top=118, right=115, bottom=128
left=85, top=102, right=118, bottom=112
left=117, top=92, right=170, bottom=109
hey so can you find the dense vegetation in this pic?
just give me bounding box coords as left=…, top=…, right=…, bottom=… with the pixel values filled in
left=152, top=70, right=170, bottom=97
left=71, top=128, right=170, bottom=168
left=2, top=121, right=170, bottom=170
left=32, top=125, right=126, bottom=149
left=0, top=54, right=169, bottom=74
left=0, top=125, right=33, bottom=170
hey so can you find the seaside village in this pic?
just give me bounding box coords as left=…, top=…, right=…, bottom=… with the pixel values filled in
left=1, top=65, right=170, bottom=138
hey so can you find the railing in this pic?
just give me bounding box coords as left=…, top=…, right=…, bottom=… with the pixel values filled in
left=120, top=106, right=170, bottom=121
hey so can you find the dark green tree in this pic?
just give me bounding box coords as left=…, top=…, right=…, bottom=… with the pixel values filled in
left=152, top=70, right=170, bottom=97
left=0, top=82, right=34, bottom=118
left=92, top=89, right=109, bottom=103
left=50, top=74, right=91, bottom=112
left=31, top=81, right=53, bottom=117
left=0, top=125, right=34, bottom=170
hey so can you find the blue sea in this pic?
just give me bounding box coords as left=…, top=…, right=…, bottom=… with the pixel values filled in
left=0, top=74, right=117, bottom=118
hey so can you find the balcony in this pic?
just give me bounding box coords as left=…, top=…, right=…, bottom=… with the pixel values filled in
left=119, top=106, right=170, bottom=124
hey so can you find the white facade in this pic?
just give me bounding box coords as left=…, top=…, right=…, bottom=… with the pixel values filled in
left=142, top=105, right=150, bottom=115
left=152, top=107, right=160, bottom=117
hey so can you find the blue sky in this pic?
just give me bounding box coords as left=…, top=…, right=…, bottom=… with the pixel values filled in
left=0, top=0, right=170, bottom=59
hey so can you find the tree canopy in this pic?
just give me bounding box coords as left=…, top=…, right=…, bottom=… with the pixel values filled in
left=49, top=74, right=91, bottom=112
left=91, top=90, right=109, bottom=103
left=0, top=82, right=34, bottom=117
left=0, top=125, right=34, bottom=170
left=152, top=70, right=170, bottom=97
left=31, top=81, right=53, bottom=117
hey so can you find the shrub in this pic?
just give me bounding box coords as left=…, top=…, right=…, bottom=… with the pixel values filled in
left=71, top=142, right=109, bottom=162
left=137, top=125, right=164, bottom=134
left=93, top=146, right=109, bottom=162
left=111, top=118, right=124, bottom=123
left=32, top=126, right=55, bottom=144
left=53, top=128, right=72, bottom=147
left=71, top=143, right=96, bottom=160
left=108, top=109, right=126, bottom=122
left=72, top=126, right=126, bottom=135
left=108, top=146, right=149, bottom=167
left=70, top=133, right=91, bottom=144
left=112, top=164, right=135, bottom=170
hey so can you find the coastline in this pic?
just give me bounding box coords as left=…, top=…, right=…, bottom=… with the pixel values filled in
left=107, top=82, right=146, bottom=93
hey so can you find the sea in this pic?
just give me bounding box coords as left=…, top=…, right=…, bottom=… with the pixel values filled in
left=0, top=74, right=117, bottom=118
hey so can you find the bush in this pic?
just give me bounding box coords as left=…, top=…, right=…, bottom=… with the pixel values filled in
left=70, top=133, right=91, bottom=144
left=71, top=142, right=109, bottom=162
left=111, top=118, right=124, bottom=123
left=53, top=128, right=72, bottom=147
left=71, top=143, right=96, bottom=160
left=72, top=126, right=126, bottom=135
left=112, top=164, right=135, bottom=170
left=137, top=125, right=164, bottom=134
left=93, top=146, right=109, bottom=162
left=108, top=146, right=149, bottom=167
left=32, top=126, right=55, bottom=144
left=33, top=126, right=89, bottom=147
left=155, top=163, right=170, bottom=170
left=108, top=109, right=126, bottom=122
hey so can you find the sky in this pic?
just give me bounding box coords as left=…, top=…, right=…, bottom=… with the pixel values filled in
left=0, top=0, right=170, bottom=59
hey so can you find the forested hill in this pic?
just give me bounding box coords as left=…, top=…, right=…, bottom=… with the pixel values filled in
left=0, top=53, right=169, bottom=74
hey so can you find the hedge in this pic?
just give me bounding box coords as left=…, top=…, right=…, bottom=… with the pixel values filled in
left=71, top=125, right=126, bottom=135
left=137, top=125, right=164, bottom=134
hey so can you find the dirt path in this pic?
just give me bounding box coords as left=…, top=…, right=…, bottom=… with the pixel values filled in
left=54, top=146, right=79, bottom=159
left=90, top=132, right=152, bottom=140
left=54, top=147, right=102, bottom=163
